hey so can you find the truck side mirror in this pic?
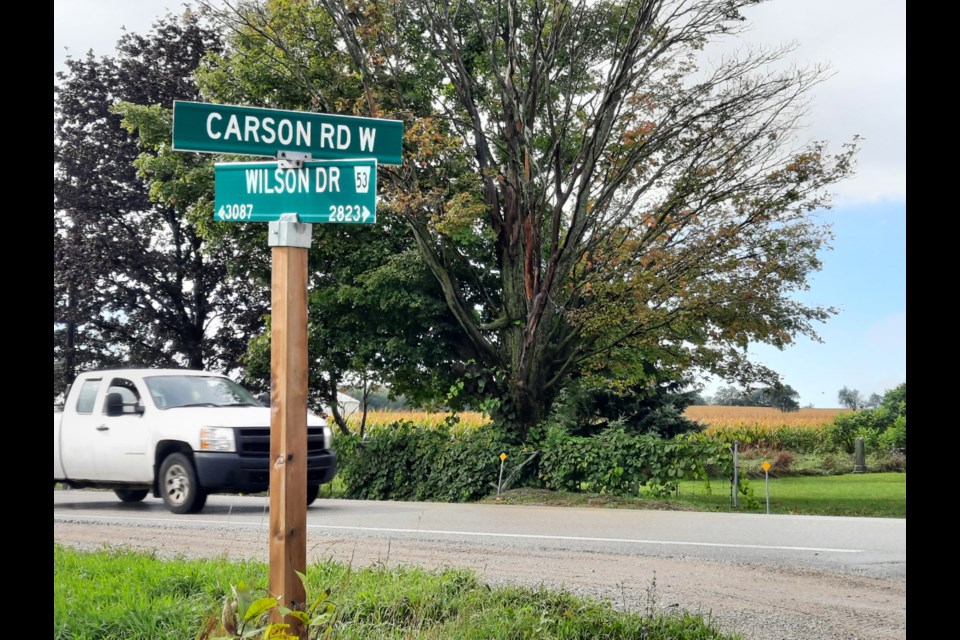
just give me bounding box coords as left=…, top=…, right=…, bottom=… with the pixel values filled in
left=105, top=392, right=125, bottom=417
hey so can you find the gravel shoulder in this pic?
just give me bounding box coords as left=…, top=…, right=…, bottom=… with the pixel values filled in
left=54, top=519, right=905, bottom=640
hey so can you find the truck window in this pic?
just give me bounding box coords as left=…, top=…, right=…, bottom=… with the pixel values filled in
left=144, top=374, right=263, bottom=409
left=105, top=378, right=142, bottom=415
left=75, top=379, right=102, bottom=414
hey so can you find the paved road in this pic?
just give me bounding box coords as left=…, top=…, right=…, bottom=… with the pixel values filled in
left=54, top=490, right=904, bottom=577
left=54, top=491, right=907, bottom=640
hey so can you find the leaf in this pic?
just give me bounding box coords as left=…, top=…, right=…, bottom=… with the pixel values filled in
left=244, top=596, right=279, bottom=622
left=308, top=588, right=332, bottom=614
left=262, top=623, right=298, bottom=639
left=287, top=610, right=311, bottom=625
left=295, top=570, right=308, bottom=589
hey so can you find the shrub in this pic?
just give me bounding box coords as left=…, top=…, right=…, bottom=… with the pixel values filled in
left=333, top=422, right=533, bottom=502
left=334, top=422, right=449, bottom=501
left=825, top=404, right=905, bottom=454
left=878, top=415, right=906, bottom=452
left=768, top=450, right=794, bottom=476
left=700, top=424, right=828, bottom=453
left=538, top=427, right=732, bottom=498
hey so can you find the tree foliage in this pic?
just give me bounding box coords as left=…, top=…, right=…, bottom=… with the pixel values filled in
left=186, top=0, right=858, bottom=439
left=864, top=392, right=883, bottom=409
left=547, top=374, right=705, bottom=438
left=826, top=383, right=905, bottom=453
left=53, top=11, right=266, bottom=397
left=710, top=383, right=799, bottom=411
left=837, top=385, right=864, bottom=410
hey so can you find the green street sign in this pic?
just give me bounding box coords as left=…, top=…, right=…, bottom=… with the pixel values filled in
left=214, top=159, right=377, bottom=224
left=173, top=100, right=403, bottom=166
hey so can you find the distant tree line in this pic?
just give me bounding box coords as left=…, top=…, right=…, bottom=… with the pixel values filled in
left=340, top=387, right=410, bottom=411
left=837, top=386, right=884, bottom=411
left=706, top=384, right=800, bottom=412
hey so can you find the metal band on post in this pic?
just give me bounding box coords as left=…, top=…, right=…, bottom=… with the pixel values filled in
left=268, top=213, right=313, bottom=248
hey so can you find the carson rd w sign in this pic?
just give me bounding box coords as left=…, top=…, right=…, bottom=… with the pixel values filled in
left=173, top=100, right=403, bottom=165
left=214, top=159, right=377, bottom=224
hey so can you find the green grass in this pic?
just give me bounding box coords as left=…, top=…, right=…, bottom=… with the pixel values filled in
left=672, top=472, right=906, bottom=517
left=483, top=473, right=905, bottom=518
left=54, top=545, right=740, bottom=640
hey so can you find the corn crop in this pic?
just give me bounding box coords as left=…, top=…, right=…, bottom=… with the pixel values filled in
left=341, top=409, right=490, bottom=434
left=684, top=406, right=849, bottom=433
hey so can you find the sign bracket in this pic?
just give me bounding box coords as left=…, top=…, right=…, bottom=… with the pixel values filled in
left=277, top=150, right=312, bottom=169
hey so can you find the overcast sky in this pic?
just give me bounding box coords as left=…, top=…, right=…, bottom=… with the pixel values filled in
left=53, top=0, right=906, bottom=407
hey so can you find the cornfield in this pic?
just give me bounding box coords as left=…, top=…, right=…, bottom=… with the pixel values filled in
left=683, top=406, right=851, bottom=433
left=342, top=409, right=490, bottom=433
left=338, top=406, right=849, bottom=432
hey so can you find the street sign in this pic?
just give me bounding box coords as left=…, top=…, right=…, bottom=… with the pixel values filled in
left=214, top=159, right=377, bottom=224
left=173, top=100, right=403, bottom=165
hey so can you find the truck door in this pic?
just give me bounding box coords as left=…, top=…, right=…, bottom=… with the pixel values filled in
left=59, top=376, right=104, bottom=480
left=92, top=376, right=153, bottom=482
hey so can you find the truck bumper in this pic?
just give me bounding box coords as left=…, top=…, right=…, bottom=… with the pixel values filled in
left=194, top=450, right=337, bottom=493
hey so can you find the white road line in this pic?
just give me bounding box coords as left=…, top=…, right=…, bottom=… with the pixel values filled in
left=53, top=514, right=864, bottom=554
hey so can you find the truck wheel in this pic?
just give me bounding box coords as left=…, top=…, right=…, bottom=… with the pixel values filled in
left=306, top=484, right=320, bottom=506
left=159, top=453, right=208, bottom=514
left=114, top=489, right=148, bottom=503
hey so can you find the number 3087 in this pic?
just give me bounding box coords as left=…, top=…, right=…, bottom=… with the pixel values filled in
left=217, top=204, right=253, bottom=220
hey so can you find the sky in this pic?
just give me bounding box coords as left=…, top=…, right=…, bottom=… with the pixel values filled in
left=53, top=0, right=906, bottom=408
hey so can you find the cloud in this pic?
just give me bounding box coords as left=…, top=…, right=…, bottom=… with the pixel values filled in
left=702, top=0, right=905, bottom=205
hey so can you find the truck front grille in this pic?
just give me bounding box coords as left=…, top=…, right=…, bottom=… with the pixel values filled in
left=235, top=427, right=327, bottom=457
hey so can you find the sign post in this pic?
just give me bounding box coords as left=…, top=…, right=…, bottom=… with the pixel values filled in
left=762, top=460, right=771, bottom=514
left=268, top=215, right=311, bottom=634
left=173, top=100, right=402, bottom=639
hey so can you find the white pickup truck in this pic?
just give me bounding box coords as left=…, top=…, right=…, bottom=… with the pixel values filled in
left=53, top=368, right=337, bottom=513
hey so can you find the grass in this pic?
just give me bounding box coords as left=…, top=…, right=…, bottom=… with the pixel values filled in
left=482, top=473, right=905, bottom=518
left=54, top=545, right=740, bottom=640
left=671, top=472, right=906, bottom=517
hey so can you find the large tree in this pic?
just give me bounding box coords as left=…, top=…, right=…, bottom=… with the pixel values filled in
left=53, top=11, right=273, bottom=398
left=194, top=0, right=856, bottom=438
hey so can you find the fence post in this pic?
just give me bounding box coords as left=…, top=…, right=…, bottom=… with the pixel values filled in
left=731, top=440, right=739, bottom=508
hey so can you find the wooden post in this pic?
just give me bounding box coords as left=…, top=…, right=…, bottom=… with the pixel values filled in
left=268, top=215, right=312, bottom=638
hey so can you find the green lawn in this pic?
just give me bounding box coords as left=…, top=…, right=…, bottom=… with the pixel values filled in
left=672, top=472, right=906, bottom=517
left=483, top=473, right=906, bottom=518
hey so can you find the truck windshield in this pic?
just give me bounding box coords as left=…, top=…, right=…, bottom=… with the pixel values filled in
left=143, top=375, right=264, bottom=410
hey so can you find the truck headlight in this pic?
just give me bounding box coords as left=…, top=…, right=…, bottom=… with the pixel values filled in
left=200, top=427, right=236, bottom=452
left=323, top=423, right=332, bottom=450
